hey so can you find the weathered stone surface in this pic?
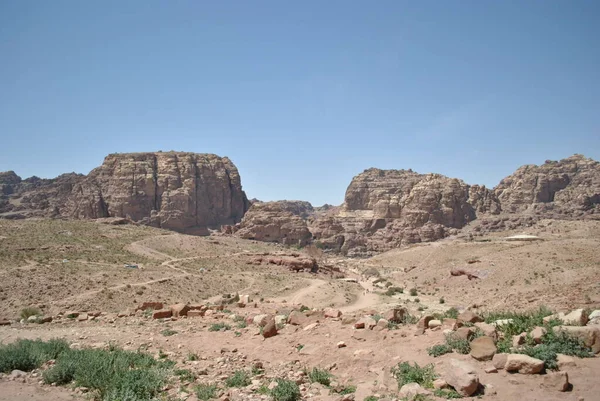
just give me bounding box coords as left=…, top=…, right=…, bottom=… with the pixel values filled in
left=444, top=359, right=479, bottom=396
left=398, top=383, right=431, bottom=400
left=556, top=354, right=576, bottom=368
left=505, top=354, right=544, bottom=374
left=287, top=311, right=308, bottom=326
left=474, top=322, right=498, bottom=342
left=253, top=314, right=269, bottom=327
left=470, top=336, right=497, bottom=361
left=152, top=309, right=172, bottom=319
left=170, top=303, right=190, bottom=317
left=457, top=310, right=484, bottom=324
left=1, top=152, right=249, bottom=233
left=495, top=154, right=600, bottom=217
left=530, top=326, right=547, bottom=344
left=232, top=201, right=313, bottom=246
left=324, top=308, right=342, bottom=318
left=453, top=327, right=474, bottom=341
left=137, top=302, right=163, bottom=311
left=492, top=353, right=508, bottom=370
left=262, top=318, right=277, bottom=338
left=542, top=372, right=569, bottom=392
left=310, top=169, right=500, bottom=256
left=384, top=307, right=408, bottom=323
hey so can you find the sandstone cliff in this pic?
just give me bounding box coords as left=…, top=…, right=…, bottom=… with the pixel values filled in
left=231, top=200, right=313, bottom=246
left=494, top=154, right=600, bottom=217
left=0, top=152, right=249, bottom=233
left=310, top=169, right=500, bottom=255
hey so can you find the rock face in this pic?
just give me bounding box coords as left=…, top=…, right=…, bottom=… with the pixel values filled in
left=310, top=169, right=500, bottom=255
left=231, top=201, right=313, bottom=246
left=494, top=154, right=600, bottom=217
left=1, top=152, right=249, bottom=234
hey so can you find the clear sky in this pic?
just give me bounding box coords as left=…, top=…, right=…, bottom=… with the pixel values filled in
left=1, top=1, right=599, bottom=206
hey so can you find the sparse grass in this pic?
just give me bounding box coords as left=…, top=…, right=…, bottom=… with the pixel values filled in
left=161, top=329, right=178, bottom=336
left=427, top=344, right=453, bottom=357
left=195, top=383, right=218, bottom=400
left=225, top=370, right=251, bottom=387
left=300, top=305, right=310, bottom=312
left=271, top=378, right=301, bottom=401
left=20, top=307, right=42, bottom=320
left=187, top=352, right=199, bottom=361
left=364, top=397, right=379, bottom=401
left=336, top=385, right=357, bottom=395
left=391, top=362, right=437, bottom=389
left=175, top=368, right=196, bottom=382
left=307, top=367, right=332, bottom=386
left=295, top=344, right=304, bottom=351
left=208, top=322, right=231, bottom=332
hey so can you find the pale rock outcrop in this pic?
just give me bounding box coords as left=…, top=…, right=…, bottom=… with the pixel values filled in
left=505, top=354, right=544, bottom=374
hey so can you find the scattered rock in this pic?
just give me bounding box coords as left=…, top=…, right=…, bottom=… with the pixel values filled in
left=457, top=310, right=484, bottom=324
left=530, top=326, right=547, bottom=344
left=287, top=311, right=308, bottom=326
left=384, top=307, right=408, bottom=323
left=324, top=308, right=342, bottom=318
left=470, top=336, right=497, bottom=361
left=444, top=358, right=480, bottom=396
left=253, top=314, right=269, bottom=327
left=557, top=354, right=576, bottom=369
left=474, top=322, right=498, bottom=341
left=398, top=383, right=431, bottom=400
left=433, top=379, right=448, bottom=389
left=137, top=302, right=163, bottom=311
left=428, top=319, right=442, bottom=329
left=505, top=354, right=544, bottom=374
left=512, top=332, right=527, bottom=348
left=337, top=341, right=347, bottom=348
left=170, top=303, right=190, bottom=317
left=484, top=367, right=498, bottom=373
left=262, top=318, right=277, bottom=338
left=554, top=326, right=600, bottom=353
left=542, top=371, right=569, bottom=392
left=152, top=309, right=173, bottom=319
left=492, top=353, right=508, bottom=370
left=453, top=327, right=474, bottom=341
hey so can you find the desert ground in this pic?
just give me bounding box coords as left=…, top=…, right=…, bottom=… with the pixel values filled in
left=0, top=218, right=599, bottom=401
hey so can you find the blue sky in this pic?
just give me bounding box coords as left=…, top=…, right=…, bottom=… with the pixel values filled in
left=1, top=1, right=598, bottom=206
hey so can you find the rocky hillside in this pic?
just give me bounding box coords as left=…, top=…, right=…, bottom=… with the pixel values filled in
left=0, top=152, right=249, bottom=234
left=229, top=200, right=313, bottom=246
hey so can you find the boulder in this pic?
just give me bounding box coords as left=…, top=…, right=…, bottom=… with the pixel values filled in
left=356, top=316, right=377, bottom=330
left=469, top=336, right=497, bottom=361
left=457, top=310, right=484, bottom=324
left=542, top=371, right=569, bottom=392
left=453, top=327, right=474, bottom=341
left=556, top=354, right=576, bottom=368
left=474, top=322, right=498, bottom=342
left=428, top=319, right=442, bottom=329
left=384, top=307, right=408, bottom=323
left=262, top=318, right=277, bottom=338
left=417, top=315, right=434, bottom=330
left=324, top=308, right=342, bottom=318
left=587, top=310, right=600, bottom=326
left=253, top=314, right=270, bottom=327
left=398, top=383, right=431, bottom=400
left=152, top=309, right=172, bottom=319
left=530, top=326, right=547, bottom=344
left=512, top=332, right=527, bottom=348
left=170, top=303, right=190, bottom=317
left=505, top=354, right=544, bottom=374
left=492, top=353, right=508, bottom=370
left=287, top=311, right=308, bottom=326
left=559, top=309, right=589, bottom=326
left=444, top=359, right=480, bottom=396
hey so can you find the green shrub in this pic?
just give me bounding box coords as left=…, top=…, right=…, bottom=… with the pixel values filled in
left=391, top=362, right=437, bottom=389
left=439, top=298, right=445, bottom=304
left=336, top=385, right=357, bottom=395
left=175, top=368, right=196, bottom=382
left=520, top=330, right=593, bottom=370
left=427, top=344, right=453, bottom=357
left=483, top=307, right=555, bottom=337
left=445, top=334, right=471, bottom=354
left=385, top=287, right=403, bottom=296
left=196, top=383, right=218, bottom=400
left=225, top=370, right=251, bottom=387
left=307, top=367, right=332, bottom=386
left=161, top=329, right=178, bottom=336
left=271, top=378, right=301, bottom=401
left=0, top=338, right=69, bottom=373
left=364, top=397, right=379, bottom=401
left=20, top=307, right=42, bottom=320
left=409, top=288, right=418, bottom=296
left=208, top=322, right=231, bottom=332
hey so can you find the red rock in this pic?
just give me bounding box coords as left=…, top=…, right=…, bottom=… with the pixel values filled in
left=152, top=309, right=173, bottom=319
left=187, top=310, right=204, bottom=317
left=457, top=310, right=483, bottom=324
left=262, top=318, right=277, bottom=338
left=138, top=302, right=163, bottom=311
left=287, top=311, right=308, bottom=326
left=324, top=308, right=342, bottom=318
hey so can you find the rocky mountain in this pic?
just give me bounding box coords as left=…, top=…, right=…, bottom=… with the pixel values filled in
left=309, top=169, right=501, bottom=255
left=229, top=200, right=313, bottom=246
left=0, top=152, right=249, bottom=234
left=494, top=154, right=600, bottom=217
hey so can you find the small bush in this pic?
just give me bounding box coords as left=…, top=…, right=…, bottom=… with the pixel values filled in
left=439, top=298, right=445, bottom=304
left=391, top=362, right=437, bottom=389
left=161, top=329, right=178, bottom=336
left=520, top=330, right=593, bottom=370
left=336, top=385, right=357, bottom=395
left=445, top=334, right=471, bottom=354
left=0, top=339, right=69, bottom=373
left=409, top=288, right=418, bottom=296
left=364, top=397, right=379, bottom=401
left=427, top=344, right=453, bottom=357
left=300, top=306, right=310, bottom=312
left=208, top=322, right=231, bottom=332
left=175, top=368, right=196, bottom=382
left=271, top=378, right=301, bottom=401
left=307, top=367, right=332, bottom=386
left=225, top=370, right=251, bottom=387
left=196, top=383, right=218, bottom=400
left=20, top=307, right=42, bottom=320
left=187, top=352, right=199, bottom=361
left=385, top=287, right=404, bottom=296
left=483, top=307, right=555, bottom=337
